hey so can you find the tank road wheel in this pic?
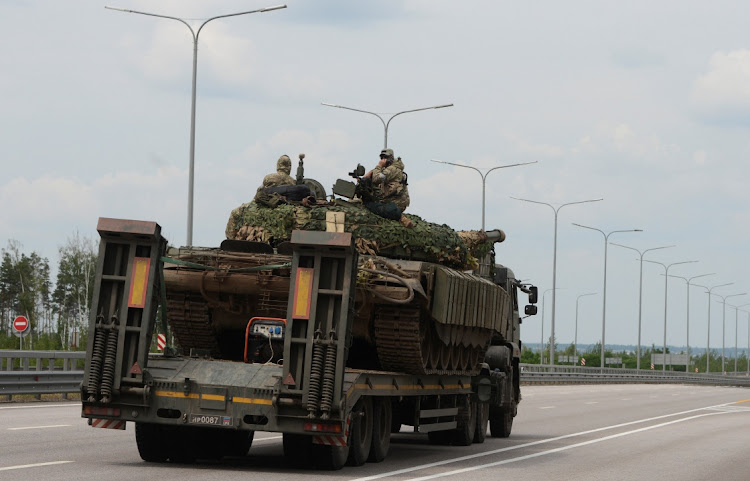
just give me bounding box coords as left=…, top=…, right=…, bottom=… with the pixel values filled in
left=369, top=398, right=392, bottom=463
left=450, top=399, right=476, bottom=446
left=489, top=404, right=514, bottom=438
left=135, top=423, right=169, bottom=462
left=283, top=433, right=313, bottom=468
left=313, top=444, right=350, bottom=471
left=473, top=402, right=489, bottom=444
left=347, top=397, right=373, bottom=466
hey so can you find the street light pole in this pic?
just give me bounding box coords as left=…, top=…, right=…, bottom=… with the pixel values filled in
left=321, top=102, right=453, bottom=148
left=731, top=303, right=750, bottom=373
left=106, top=4, right=287, bottom=247
left=573, top=225, right=642, bottom=371
left=668, top=273, right=714, bottom=373
left=575, top=293, right=597, bottom=361
left=610, top=243, right=674, bottom=370
left=694, top=283, right=733, bottom=372
left=510, top=197, right=603, bottom=365
left=711, top=292, right=747, bottom=372
left=431, top=160, right=537, bottom=231
left=644, top=260, right=698, bottom=372
left=540, top=288, right=565, bottom=364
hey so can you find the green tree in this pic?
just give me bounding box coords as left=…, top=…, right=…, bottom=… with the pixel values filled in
left=52, top=232, right=97, bottom=350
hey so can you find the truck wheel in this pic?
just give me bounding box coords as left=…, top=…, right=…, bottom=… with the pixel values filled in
left=427, top=429, right=453, bottom=445
left=135, top=423, right=168, bottom=462
left=450, top=399, right=476, bottom=446
left=283, top=433, right=313, bottom=468
left=473, top=402, right=489, bottom=444
left=168, top=427, right=198, bottom=463
left=224, top=430, right=254, bottom=457
left=369, top=398, right=392, bottom=462
left=489, top=405, right=514, bottom=438
left=347, top=397, right=373, bottom=466
left=313, top=444, right=350, bottom=471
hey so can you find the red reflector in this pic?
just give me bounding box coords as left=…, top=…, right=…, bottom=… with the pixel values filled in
left=83, top=406, right=121, bottom=417
left=304, top=422, right=342, bottom=433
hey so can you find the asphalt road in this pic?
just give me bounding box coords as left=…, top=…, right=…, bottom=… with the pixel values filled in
left=1, top=384, right=748, bottom=481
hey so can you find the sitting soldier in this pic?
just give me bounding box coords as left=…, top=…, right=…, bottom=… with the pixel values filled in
left=255, top=154, right=312, bottom=207
left=363, top=148, right=413, bottom=228
left=260, top=155, right=296, bottom=189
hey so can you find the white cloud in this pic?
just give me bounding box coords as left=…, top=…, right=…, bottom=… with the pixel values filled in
left=691, top=49, right=750, bottom=124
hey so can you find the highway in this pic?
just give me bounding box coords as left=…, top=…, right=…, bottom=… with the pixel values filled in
left=1, top=384, right=748, bottom=481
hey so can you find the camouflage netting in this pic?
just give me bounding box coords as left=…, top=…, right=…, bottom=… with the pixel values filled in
left=225, top=201, right=476, bottom=268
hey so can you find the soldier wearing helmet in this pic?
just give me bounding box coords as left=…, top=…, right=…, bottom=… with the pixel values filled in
left=260, top=155, right=296, bottom=190
left=363, top=148, right=412, bottom=227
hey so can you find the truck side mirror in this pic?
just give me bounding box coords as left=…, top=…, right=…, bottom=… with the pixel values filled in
left=524, top=305, right=538, bottom=316
left=528, top=286, right=538, bottom=304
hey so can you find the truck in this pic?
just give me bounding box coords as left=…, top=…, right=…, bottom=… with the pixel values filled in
left=81, top=193, right=537, bottom=470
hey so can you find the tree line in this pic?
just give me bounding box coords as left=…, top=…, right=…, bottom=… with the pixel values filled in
left=0, top=233, right=96, bottom=351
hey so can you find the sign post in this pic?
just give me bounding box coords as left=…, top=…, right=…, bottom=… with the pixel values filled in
left=12, top=315, right=30, bottom=350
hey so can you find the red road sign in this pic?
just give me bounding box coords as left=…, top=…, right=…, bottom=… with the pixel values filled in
left=156, top=334, right=166, bottom=351
left=13, top=316, right=29, bottom=333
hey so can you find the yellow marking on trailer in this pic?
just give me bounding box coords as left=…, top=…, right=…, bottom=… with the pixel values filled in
left=154, top=390, right=199, bottom=399
left=200, top=394, right=225, bottom=402
left=233, top=397, right=273, bottom=406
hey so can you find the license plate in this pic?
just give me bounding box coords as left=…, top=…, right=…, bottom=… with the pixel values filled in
left=188, top=414, right=232, bottom=426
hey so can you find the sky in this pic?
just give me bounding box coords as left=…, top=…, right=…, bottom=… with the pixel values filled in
left=2, top=0, right=750, bottom=356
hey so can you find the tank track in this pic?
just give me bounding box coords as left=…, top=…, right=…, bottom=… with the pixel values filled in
left=373, top=306, right=491, bottom=376
left=165, top=292, right=221, bottom=356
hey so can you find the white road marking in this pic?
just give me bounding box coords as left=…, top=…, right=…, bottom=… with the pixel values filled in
left=253, top=435, right=282, bottom=442
left=585, top=402, right=598, bottom=405
left=350, top=401, right=739, bottom=481
left=0, top=403, right=80, bottom=410
left=539, top=406, right=555, bottom=409
left=8, top=424, right=71, bottom=431
left=0, top=461, right=73, bottom=472
left=403, top=412, right=724, bottom=481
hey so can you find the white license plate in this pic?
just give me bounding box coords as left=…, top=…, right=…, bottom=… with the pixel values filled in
left=188, top=414, right=232, bottom=426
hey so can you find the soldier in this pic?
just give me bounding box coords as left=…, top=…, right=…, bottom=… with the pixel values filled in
left=260, top=155, right=296, bottom=190
left=364, top=148, right=413, bottom=228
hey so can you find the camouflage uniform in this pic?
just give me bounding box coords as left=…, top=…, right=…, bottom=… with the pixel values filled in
left=371, top=150, right=410, bottom=212
left=260, top=155, right=296, bottom=189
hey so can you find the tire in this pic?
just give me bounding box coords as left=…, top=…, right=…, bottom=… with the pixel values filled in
left=473, top=402, right=489, bottom=444
left=450, top=399, right=476, bottom=446
left=369, top=398, right=392, bottom=462
left=168, top=427, right=198, bottom=464
left=427, top=429, right=453, bottom=445
left=283, top=433, right=313, bottom=468
left=347, top=397, right=373, bottom=466
left=489, top=405, right=514, bottom=438
left=313, top=444, right=350, bottom=471
left=223, top=430, right=254, bottom=457
left=135, top=423, right=169, bottom=462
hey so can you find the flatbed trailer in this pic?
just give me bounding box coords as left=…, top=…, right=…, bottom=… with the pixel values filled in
left=81, top=218, right=527, bottom=470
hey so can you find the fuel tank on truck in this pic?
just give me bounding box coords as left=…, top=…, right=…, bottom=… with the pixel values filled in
left=162, top=200, right=511, bottom=376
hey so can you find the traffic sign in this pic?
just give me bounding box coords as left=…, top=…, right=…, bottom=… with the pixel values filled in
left=581, top=358, right=586, bottom=366
left=12, top=316, right=30, bottom=337
left=156, top=334, right=166, bottom=351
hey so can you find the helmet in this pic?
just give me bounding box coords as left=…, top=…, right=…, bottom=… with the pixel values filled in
left=277, top=155, right=292, bottom=174
left=380, top=148, right=394, bottom=160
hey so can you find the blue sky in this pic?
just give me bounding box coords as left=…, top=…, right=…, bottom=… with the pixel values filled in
left=2, top=1, right=750, bottom=353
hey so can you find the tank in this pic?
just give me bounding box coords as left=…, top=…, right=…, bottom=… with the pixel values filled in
left=161, top=165, right=514, bottom=376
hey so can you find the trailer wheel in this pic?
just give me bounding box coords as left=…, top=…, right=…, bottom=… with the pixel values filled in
left=347, top=397, right=373, bottom=466
left=313, top=444, right=350, bottom=471
left=369, top=398, right=392, bottom=462
left=450, top=399, right=476, bottom=446
left=135, top=423, right=168, bottom=462
left=489, top=405, right=514, bottom=438
left=427, top=429, right=453, bottom=445
left=473, top=402, right=489, bottom=444
left=223, top=430, right=255, bottom=457
left=283, top=433, right=313, bottom=468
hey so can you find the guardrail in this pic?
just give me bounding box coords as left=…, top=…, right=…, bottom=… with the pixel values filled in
left=520, top=363, right=750, bottom=387
left=0, top=350, right=85, bottom=400
left=2, top=352, right=750, bottom=400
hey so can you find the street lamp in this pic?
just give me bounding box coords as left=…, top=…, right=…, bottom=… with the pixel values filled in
left=610, top=243, right=675, bottom=370
left=510, top=197, right=603, bottom=365
left=575, top=293, right=597, bottom=361
left=694, top=283, right=733, bottom=372
left=731, top=303, right=750, bottom=374
left=540, top=288, right=565, bottom=364
left=430, top=160, right=537, bottom=231
left=573, top=224, right=642, bottom=371
left=667, top=273, right=714, bottom=373
left=321, top=102, right=453, bottom=148
left=711, top=292, right=747, bottom=372
left=106, top=4, right=288, bottom=247
left=643, top=259, right=697, bottom=371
